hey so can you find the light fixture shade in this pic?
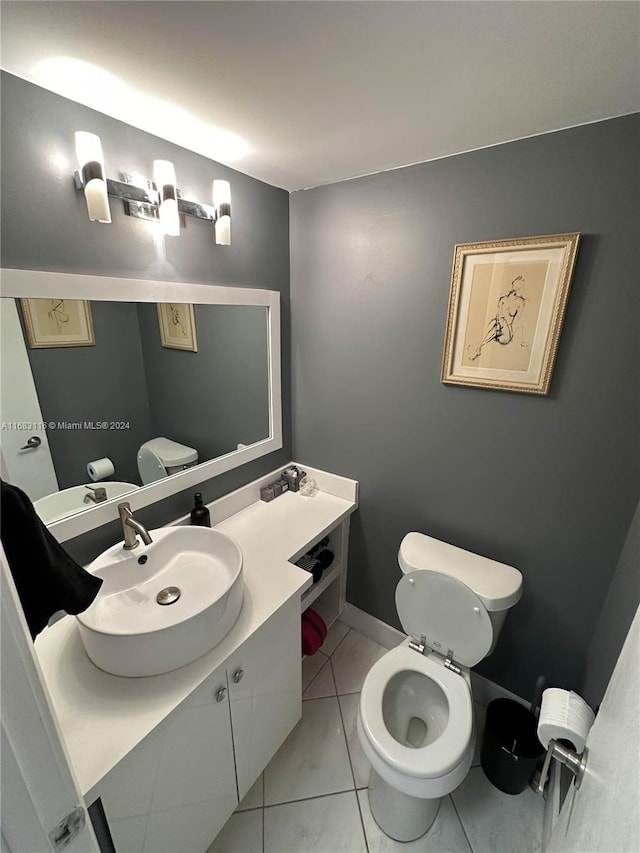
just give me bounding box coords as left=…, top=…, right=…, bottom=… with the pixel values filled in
left=75, top=131, right=111, bottom=223
left=213, top=180, right=231, bottom=245
left=153, top=159, right=180, bottom=236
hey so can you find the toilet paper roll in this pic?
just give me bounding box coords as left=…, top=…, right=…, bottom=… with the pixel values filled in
left=536, top=688, right=595, bottom=753
left=87, top=457, right=115, bottom=481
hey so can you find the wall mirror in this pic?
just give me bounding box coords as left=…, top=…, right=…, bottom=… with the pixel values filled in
left=0, top=269, right=282, bottom=541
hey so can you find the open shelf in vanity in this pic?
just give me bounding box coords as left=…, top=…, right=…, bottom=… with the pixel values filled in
left=298, top=515, right=350, bottom=643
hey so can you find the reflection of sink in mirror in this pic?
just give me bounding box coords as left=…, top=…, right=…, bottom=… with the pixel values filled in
left=34, top=482, right=139, bottom=525
left=76, top=526, right=244, bottom=677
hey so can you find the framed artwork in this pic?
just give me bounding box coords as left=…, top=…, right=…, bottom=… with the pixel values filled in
left=441, top=233, right=580, bottom=395
left=157, top=302, right=198, bottom=351
left=20, top=298, right=95, bottom=348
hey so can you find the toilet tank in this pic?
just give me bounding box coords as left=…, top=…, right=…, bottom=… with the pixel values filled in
left=137, top=437, right=198, bottom=485
left=398, top=533, right=523, bottom=654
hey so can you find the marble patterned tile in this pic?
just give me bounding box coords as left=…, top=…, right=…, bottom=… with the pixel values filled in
left=235, top=774, right=263, bottom=812
left=331, top=630, right=388, bottom=695
left=358, top=791, right=472, bottom=853
left=338, top=692, right=371, bottom=788
left=302, top=652, right=327, bottom=692
left=263, top=696, right=353, bottom=805
left=472, top=702, right=487, bottom=767
left=207, top=808, right=262, bottom=853
left=451, top=766, right=544, bottom=853
left=303, top=657, right=337, bottom=700
left=322, top=621, right=351, bottom=657
left=264, top=791, right=367, bottom=853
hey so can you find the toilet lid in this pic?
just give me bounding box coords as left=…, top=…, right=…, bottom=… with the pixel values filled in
left=396, top=569, right=493, bottom=666
left=137, top=447, right=166, bottom=485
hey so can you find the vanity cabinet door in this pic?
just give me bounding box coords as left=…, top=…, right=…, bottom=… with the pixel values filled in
left=227, top=595, right=301, bottom=799
left=96, top=663, right=237, bottom=853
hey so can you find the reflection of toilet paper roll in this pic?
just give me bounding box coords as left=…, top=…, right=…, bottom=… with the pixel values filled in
left=537, top=688, right=595, bottom=753
left=87, top=458, right=115, bottom=481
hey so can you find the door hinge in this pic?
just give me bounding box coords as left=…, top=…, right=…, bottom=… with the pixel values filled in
left=49, top=805, right=86, bottom=851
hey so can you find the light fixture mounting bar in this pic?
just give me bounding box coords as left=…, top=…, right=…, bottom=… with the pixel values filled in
left=74, top=172, right=217, bottom=224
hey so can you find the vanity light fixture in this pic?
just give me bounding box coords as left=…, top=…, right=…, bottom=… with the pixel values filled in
left=153, top=160, right=181, bottom=237
left=74, top=131, right=112, bottom=223
left=72, top=133, right=231, bottom=242
left=213, top=180, right=231, bottom=246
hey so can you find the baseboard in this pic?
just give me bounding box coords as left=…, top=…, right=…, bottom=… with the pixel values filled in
left=340, top=603, right=405, bottom=650
left=340, top=602, right=527, bottom=708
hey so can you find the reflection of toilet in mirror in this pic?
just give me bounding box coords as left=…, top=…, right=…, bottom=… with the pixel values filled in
left=137, top=438, right=198, bottom=485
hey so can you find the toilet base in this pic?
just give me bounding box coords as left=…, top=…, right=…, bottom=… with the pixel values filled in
left=368, top=768, right=441, bottom=842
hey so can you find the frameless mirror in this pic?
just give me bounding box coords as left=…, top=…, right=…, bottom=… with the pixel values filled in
left=0, top=270, right=282, bottom=541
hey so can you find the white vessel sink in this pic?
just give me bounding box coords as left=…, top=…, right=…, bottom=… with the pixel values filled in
left=76, top=526, right=244, bottom=677
left=34, top=482, right=139, bottom=524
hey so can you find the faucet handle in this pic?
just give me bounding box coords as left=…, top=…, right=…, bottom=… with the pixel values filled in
left=86, top=485, right=107, bottom=501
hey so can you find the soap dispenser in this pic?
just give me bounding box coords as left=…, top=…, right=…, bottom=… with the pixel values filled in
left=190, top=493, right=211, bottom=527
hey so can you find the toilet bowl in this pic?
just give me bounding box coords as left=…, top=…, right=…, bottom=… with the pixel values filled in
left=357, top=533, right=523, bottom=842
left=137, top=437, right=198, bottom=485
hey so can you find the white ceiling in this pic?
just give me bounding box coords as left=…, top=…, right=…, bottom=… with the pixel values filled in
left=2, top=1, right=638, bottom=191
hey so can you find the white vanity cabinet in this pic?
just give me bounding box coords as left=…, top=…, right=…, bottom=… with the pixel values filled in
left=33, top=467, right=358, bottom=853
left=94, top=660, right=237, bottom=853
left=91, top=596, right=301, bottom=853
left=228, top=595, right=301, bottom=800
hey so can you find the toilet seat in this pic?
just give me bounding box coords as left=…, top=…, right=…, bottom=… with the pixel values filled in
left=360, top=645, right=473, bottom=780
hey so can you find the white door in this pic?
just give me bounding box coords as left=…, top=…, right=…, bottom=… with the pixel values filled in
left=0, top=298, right=58, bottom=500
left=1, top=554, right=100, bottom=853
left=548, top=604, right=640, bottom=853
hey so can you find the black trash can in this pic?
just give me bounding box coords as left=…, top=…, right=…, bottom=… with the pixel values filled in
left=480, top=698, right=544, bottom=794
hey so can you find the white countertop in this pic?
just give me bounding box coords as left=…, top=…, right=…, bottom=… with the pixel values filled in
left=35, top=469, right=357, bottom=800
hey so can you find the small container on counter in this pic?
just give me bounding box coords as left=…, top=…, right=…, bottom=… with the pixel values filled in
left=190, top=493, right=211, bottom=527
left=260, top=485, right=275, bottom=502
left=284, top=465, right=306, bottom=493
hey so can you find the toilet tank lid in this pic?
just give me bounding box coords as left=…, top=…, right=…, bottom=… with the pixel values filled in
left=398, top=533, right=522, bottom=612
left=139, top=438, right=197, bottom=466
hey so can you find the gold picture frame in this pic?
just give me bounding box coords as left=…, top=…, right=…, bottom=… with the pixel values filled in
left=20, top=298, right=95, bottom=348
left=441, top=233, right=580, bottom=395
left=157, top=303, right=198, bottom=352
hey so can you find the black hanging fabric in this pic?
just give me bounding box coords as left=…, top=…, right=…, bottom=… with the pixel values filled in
left=1, top=480, right=103, bottom=639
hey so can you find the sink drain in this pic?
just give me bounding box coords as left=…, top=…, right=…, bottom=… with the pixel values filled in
left=156, top=586, right=181, bottom=606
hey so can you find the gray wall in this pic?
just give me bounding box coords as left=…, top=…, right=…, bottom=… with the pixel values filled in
left=1, top=72, right=291, bottom=562
left=580, top=501, right=640, bottom=709
left=137, top=303, right=269, bottom=461
left=17, top=300, right=153, bottom=487
left=290, top=114, right=640, bottom=698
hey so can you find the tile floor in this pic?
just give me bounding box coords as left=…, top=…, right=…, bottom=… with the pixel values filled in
left=208, top=623, right=544, bottom=853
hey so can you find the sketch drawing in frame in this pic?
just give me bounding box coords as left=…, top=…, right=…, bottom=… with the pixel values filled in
left=20, top=298, right=95, bottom=348
left=157, top=303, right=198, bottom=352
left=441, top=233, right=580, bottom=395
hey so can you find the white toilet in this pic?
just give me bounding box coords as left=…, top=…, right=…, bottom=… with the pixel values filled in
left=137, top=437, right=198, bottom=485
left=357, top=532, right=523, bottom=842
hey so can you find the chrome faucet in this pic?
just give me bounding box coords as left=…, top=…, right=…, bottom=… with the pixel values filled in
left=118, top=502, right=153, bottom=550
left=84, top=485, right=108, bottom=504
